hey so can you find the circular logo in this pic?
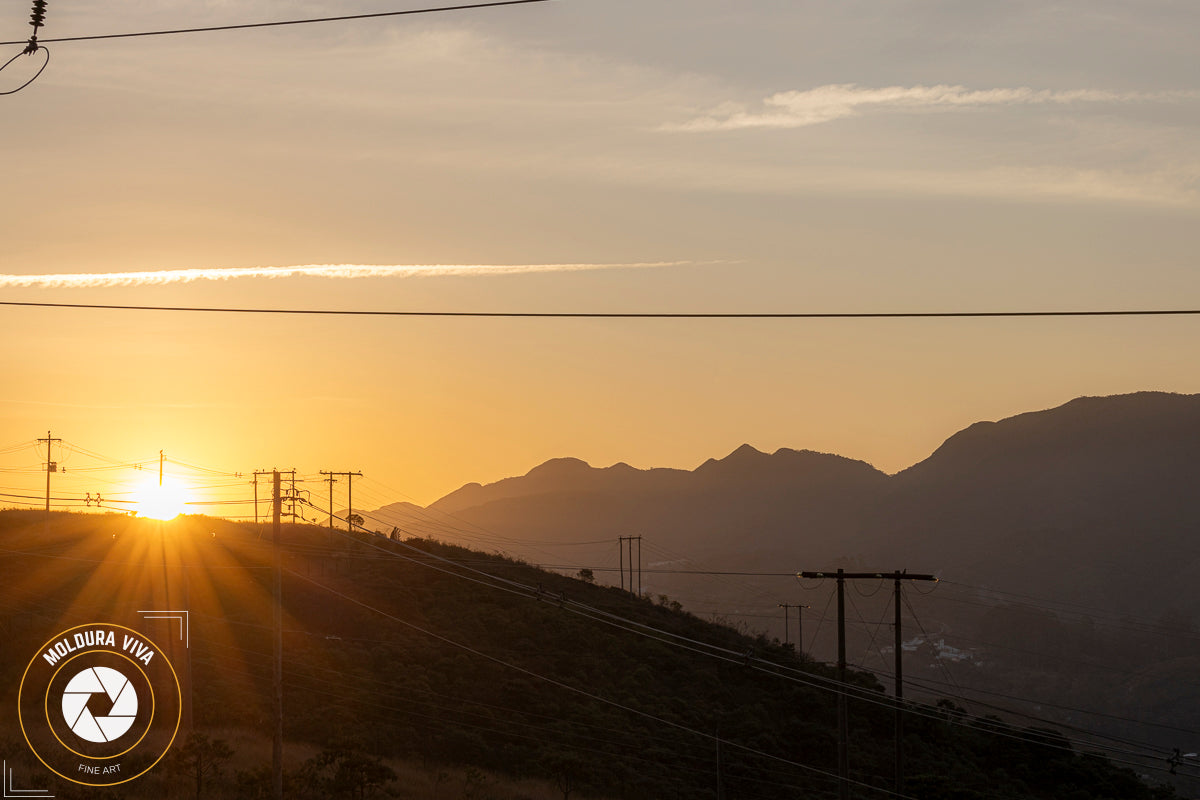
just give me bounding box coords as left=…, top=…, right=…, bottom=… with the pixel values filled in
left=18, top=624, right=181, bottom=787
left=61, top=666, right=139, bottom=743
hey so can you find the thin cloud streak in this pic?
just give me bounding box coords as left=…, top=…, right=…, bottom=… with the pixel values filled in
left=666, top=84, right=1198, bottom=132
left=0, top=262, right=695, bottom=289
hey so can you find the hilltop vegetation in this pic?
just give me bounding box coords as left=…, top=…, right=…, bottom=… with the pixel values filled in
left=0, top=511, right=1177, bottom=799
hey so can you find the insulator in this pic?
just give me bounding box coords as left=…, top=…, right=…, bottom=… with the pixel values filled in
left=29, top=0, right=47, bottom=27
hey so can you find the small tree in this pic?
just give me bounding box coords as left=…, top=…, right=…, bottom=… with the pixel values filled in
left=301, top=745, right=397, bottom=799
left=541, top=751, right=584, bottom=800
left=576, top=568, right=595, bottom=583
left=169, top=732, right=233, bottom=800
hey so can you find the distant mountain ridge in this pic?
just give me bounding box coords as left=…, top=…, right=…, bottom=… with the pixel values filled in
left=360, top=391, right=1200, bottom=766
left=432, top=444, right=885, bottom=512
left=412, top=445, right=889, bottom=562
left=366, top=391, right=1200, bottom=615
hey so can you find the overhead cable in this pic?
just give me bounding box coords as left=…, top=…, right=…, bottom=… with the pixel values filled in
left=0, top=0, right=552, bottom=47
left=4, top=300, right=1200, bottom=318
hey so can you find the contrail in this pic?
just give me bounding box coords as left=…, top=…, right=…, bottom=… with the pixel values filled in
left=665, top=83, right=1198, bottom=132
left=0, top=262, right=697, bottom=289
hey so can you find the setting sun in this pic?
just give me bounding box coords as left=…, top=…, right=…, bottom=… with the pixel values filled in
left=132, top=478, right=191, bottom=520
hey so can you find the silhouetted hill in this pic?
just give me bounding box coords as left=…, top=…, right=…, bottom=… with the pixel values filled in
left=866, top=391, right=1200, bottom=614
left=0, top=511, right=1171, bottom=800
left=423, top=445, right=888, bottom=565
left=394, top=392, right=1200, bottom=618
left=356, top=391, right=1200, bottom=779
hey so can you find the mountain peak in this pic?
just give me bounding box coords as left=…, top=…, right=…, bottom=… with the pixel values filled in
left=696, top=444, right=765, bottom=471
left=525, top=457, right=593, bottom=479
left=898, top=391, right=1200, bottom=483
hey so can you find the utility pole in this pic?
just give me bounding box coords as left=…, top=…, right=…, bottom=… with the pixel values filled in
left=252, top=470, right=274, bottom=524
left=319, top=471, right=361, bottom=532
left=715, top=729, right=722, bottom=800
left=777, top=603, right=810, bottom=649
left=182, top=564, right=193, bottom=733
left=285, top=470, right=299, bottom=522
left=159, top=450, right=164, bottom=487
left=798, top=569, right=936, bottom=800
left=37, top=430, right=61, bottom=516
left=271, top=471, right=283, bottom=800
left=892, top=570, right=921, bottom=797
left=837, top=571, right=847, bottom=800
left=321, top=473, right=336, bottom=533
left=617, top=536, right=642, bottom=596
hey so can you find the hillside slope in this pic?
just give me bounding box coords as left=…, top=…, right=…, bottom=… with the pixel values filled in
left=0, top=511, right=1171, bottom=799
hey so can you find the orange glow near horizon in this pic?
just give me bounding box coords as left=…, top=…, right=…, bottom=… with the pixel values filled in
left=132, top=477, right=192, bottom=521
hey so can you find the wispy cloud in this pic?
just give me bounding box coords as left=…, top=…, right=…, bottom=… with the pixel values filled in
left=0, top=262, right=695, bottom=289
left=665, top=84, right=1196, bottom=132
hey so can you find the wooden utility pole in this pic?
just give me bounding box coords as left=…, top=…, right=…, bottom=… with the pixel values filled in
left=891, top=570, right=923, bottom=797
left=321, top=473, right=336, bottom=533
left=777, top=603, right=810, bottom=649
left=837, top=571, right=847, bottom=800
left=618, top=536, right=641, bottom=596
left=37, top=430, right=61, bottom=516
left=715, top=729, right=722, bottom=800
left=319, top=470, right=361, bottom=531
left=798, top=569, right=936, bottom=800
left=182, top=565, right=193, bottom=733
left=285, top=470, right=298, bottom=522
left=252, top=469, right=274, bottom=524
left=272, top=471, right=283, bottom=800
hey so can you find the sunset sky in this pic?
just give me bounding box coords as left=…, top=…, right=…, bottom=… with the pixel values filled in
left=2, top=0, right=1199, bottom=511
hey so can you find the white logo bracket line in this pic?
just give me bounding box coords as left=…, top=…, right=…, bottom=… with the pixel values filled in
left=3, top=761, right=54, bottom=797
left=136, top=610, right=189, bottom=648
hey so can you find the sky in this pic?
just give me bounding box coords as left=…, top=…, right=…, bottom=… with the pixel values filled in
left=1, top=0, right=1199, bottom=512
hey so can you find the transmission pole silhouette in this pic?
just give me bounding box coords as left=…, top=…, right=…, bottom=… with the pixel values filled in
left=273, top=469, right=298, bottom=521
left=320, top=472, right=337, bottom=533
left=320, top=470, right=362, bottom=531
left=777, top=603, right=810, bottom=649
left=618, top=536, right=641, bottom=596
left=37, top=430, right=61, bottom=516
left=252, top=470, right=275, bottom=524
left=799, top=569, right=936, bottom=800
left=271, top=471, right=283, bottom=800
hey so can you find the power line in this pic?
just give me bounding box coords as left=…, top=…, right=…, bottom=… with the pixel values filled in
left=5, top=300, right=1200, bottom=318
left=189, top=646, right=835, bottom=797
left=0, top=0, right=553, bottom=47
left=285, top=567, right=922, bottom=800
left=6, top=505, right=1186, bottom=780
left=311, top=508, right=1181, bottom=772
left=8, top=481, right=1176, bottom=777
left=282, top=530, right=1193, bottom=782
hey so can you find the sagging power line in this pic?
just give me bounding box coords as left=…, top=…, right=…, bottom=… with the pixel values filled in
left=1, top=0, right=550, bottom=94
left=7, top=300, right=1200, bottom=318
left=0, top=0, right=552, bottom=48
